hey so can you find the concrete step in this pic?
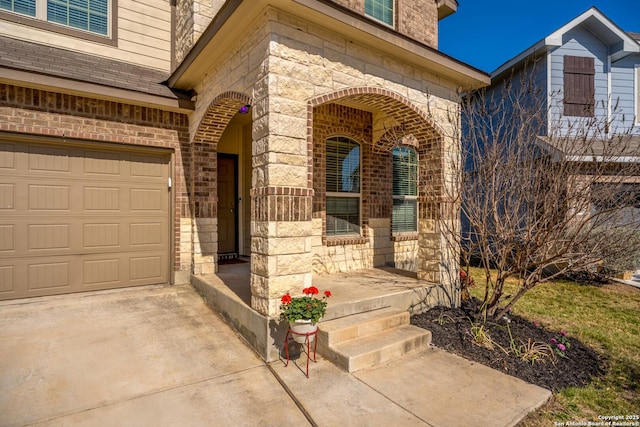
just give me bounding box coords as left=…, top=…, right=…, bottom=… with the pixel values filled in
left=318, top=307, right=409, bottom=348
left=321, top=325, right=432, bottom=372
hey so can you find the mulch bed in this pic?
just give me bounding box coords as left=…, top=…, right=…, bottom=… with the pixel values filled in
left=410, top=298, right=605, bottom=391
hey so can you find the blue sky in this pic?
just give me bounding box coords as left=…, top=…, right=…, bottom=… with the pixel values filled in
left=438, top=1, right=640, bottom=73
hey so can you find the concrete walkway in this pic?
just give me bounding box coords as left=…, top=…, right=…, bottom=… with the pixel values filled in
left=0, top=285, right=550, bottom=427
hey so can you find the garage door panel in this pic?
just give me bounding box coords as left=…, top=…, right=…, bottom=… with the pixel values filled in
left=28, top=261, right=70, bottom=290
left=84, top=187, right=120, bottom=210
left=83, top=258, right=121, bottom=285
left=28, top=224, right=70, bottom=250
left=29, top=184, right=70, bottom=211
left=0, top=139, right=171, bottom=300
left=0, top=225, right=13, bottom=252
left=0, top=142, right=16, bottom=168
left=130, top=154, right=168, bottom=178
left=130, top=255, right=164, bottom=282
left=130, top=222, right=163, bottom=246
left=130, top=188, right=164, bottom=211
left=83, top=223, right=120, bottom=248
left=0, top=265, right=15, bottom=293
left=28, top=145, right=71, bottom=172
left=0, top=183, right=15, bottom=209
left=84, top=150, right=122, bottom=175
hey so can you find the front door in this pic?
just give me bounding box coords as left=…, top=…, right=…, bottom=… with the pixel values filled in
left=217, top=155, right=237, bottom=256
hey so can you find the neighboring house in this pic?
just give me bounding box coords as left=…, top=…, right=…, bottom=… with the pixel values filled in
left=464, top=7, right=640, bottom=272
left=0, top=0, right=489, bottom=359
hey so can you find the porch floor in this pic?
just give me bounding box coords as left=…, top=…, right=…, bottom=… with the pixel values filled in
left=215, top=259, right=440, bottom=319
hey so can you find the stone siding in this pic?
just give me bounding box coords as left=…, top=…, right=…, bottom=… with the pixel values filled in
left=191, top=6, right=461, bottom=315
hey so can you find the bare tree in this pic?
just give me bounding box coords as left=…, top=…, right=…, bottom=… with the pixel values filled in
left=426, top=62, right=640, bottom=320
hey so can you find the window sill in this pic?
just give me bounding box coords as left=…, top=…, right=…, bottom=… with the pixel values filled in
left=325, top=236, right=369, bottom=246
left=391, top=232, right=418, bottom=242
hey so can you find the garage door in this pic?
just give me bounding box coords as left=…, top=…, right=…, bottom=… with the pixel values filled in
left=0, top=137, right=171, bottom=300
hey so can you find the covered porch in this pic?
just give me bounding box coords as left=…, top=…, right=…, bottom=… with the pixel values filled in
left=191, top=262, right=454, bottom=362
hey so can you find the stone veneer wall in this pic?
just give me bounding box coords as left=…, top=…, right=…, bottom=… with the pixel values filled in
left=174, top=0, right=226, bottom=66
left=191, top=6, right=461, bottom=315
left=0, top=83, right=193, bottom=283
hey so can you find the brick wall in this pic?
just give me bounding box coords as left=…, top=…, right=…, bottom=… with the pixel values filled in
left=313, top=103, right=381, bottom=244
left=327, top=0, right=438, bottom=48
left=0, top=83, right=191, bottom=275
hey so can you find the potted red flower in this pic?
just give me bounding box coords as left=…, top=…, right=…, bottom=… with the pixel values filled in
left=280, top=286, right=331, bottom=343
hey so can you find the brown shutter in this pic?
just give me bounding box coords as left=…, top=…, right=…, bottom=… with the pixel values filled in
left=563, top=56, right=595, bottom=117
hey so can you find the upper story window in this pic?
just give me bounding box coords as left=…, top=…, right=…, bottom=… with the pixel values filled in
left=326, top=136, right=361, bottom=236
left=1, top=0, right=109, bottom=36
left=563, top=55, right=595, bottom=117
left=392, top=146, right=418, bottom=233
left=365, top=0, right=394, bottom=27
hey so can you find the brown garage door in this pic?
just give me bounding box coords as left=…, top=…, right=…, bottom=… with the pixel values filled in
left=0, top=137, right=171, bottom=300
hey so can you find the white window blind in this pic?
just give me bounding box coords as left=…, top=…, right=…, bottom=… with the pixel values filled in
left=365, top=0, right=394, bottom=26
left=326, top=137, right=361, bottom=236
left=1, top=0, right=108, bottom=35
left=392, top=146, right=418, bottom=233
left=0, top=0, right=36, bottom=16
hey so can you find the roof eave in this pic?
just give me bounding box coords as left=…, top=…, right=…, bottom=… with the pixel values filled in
left=168, top=0, right=489, bottom=91
left=2, top=68, right=195, bottom=112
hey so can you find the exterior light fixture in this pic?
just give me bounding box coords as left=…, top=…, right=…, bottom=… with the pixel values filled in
left=239, top=104, right=250, bottom=114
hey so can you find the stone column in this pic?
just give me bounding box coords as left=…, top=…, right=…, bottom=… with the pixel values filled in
left=249, top=76, right=314, bottom=317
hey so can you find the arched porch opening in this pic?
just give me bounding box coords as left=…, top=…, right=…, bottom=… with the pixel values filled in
left=190, top=91, right=254, bottom=275
left=308, top=87, right=453, bottom=285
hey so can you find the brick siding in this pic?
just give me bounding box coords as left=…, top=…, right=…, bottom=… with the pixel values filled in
left=0, top=83, right=190, bottom=273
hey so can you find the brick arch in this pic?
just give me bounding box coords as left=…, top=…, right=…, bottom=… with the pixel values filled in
left=308, top=86, right=444, bottom=140
left=190, top=90, right=252, bottom=219
left=309, top=87, right=446, bottom=225
left=194, top=91, right=253, bottom=143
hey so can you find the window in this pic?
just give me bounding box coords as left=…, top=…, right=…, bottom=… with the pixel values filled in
left=326, top=136, right=361, bottom=236
left=392, top=146, right=418, bottom=233
left=563, top=55, right=595, bottom=117
left=1, top=0, right=109, bottom=36
left=365, top=0, right=394, bottom=27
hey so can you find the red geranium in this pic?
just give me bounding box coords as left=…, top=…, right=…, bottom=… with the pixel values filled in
left=280, top=286, right=332, bottom=322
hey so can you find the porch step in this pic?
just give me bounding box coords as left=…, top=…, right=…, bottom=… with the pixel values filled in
left=318, top=308, right=432, bottom=372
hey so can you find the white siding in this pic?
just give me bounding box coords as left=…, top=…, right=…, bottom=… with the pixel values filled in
left=0, top=0, right=172, bottom=71
left=548, top=27, right=609, bottom=135
left=610, top=54, right=640, bottom=132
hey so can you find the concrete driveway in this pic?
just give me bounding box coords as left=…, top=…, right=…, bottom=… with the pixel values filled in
left=0, top=284, right=551, bottom=427
left=0, top=285, right=308, bottom=427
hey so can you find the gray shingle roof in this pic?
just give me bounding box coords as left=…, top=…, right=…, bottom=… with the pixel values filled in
left=0, top=35, right=185, bottom=100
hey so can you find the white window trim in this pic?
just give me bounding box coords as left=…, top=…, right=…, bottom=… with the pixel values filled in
left=0, top=0, right=114, bottom=40
left=391, top=146, right=418, bottom=233
left=325, top=136, right=362, bottom=237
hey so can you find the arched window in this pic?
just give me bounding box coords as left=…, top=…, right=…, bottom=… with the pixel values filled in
left=326, top=136, right=360, bottom=236
left=392, top=146, right=418, bottom=233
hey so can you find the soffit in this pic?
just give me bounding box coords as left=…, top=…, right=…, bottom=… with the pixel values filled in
left=169, top=0, right=489, bottom=91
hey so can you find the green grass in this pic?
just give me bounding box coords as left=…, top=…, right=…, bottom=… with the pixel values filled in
left=465, top=268, right=640, bottom=424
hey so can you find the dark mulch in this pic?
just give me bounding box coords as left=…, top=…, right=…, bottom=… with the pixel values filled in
left=410, top=298, right=606, bottom=391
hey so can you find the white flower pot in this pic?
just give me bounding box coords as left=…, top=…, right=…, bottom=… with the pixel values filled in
left=289, top=320, right=318, bottom=344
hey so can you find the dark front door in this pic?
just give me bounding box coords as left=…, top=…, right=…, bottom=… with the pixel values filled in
left=217, top=155, right=237, bottom=255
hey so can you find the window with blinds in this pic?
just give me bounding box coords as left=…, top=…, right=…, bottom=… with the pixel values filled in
left=326, top=137, right=361, bottom=236
left=1, top=0, right=108, bottom=35
left=48, top=0, right=108, bottom=34
left=365, top=0, right=394, bottom=27
left=392, top=146, right=418, bottom=233
left=0, top=0, right=35, bottom=16
left=563, top=55, right=595, bottom=117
